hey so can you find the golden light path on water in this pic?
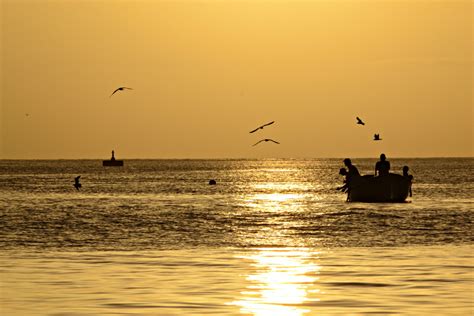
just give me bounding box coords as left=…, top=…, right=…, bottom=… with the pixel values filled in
left=230, top=248, right=321, bottom=316
left=230, top=184, right=322, bottom=315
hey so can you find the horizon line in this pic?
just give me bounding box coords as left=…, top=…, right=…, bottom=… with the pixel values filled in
left=0, top=156, right=473, bottom=161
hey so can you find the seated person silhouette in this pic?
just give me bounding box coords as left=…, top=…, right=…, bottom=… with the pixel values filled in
left=375, top=153, right=390, bottom=176
left=343, top=158, right=360, bottom=178
left=403, top=166, right=413, bottom=197
left=111, top=150, right=116, bottom=161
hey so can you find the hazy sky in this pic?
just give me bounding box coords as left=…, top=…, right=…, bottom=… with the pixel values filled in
left=1, top=0, right=472, bottom=159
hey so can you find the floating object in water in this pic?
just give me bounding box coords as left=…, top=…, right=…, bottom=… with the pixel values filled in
left=209, top=179, right=217, bottom=185
left=74, top=176, right=81, bottom=190
left=103, top=150, right=124, bottom=167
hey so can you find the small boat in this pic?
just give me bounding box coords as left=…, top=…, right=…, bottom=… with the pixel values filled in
left=348, top=174, right=411, bottom=202
left=103, top=150, right=124, bottom=167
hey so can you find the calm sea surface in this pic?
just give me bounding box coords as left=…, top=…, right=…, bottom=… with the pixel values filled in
left=0, top=158, right=473, bottom=315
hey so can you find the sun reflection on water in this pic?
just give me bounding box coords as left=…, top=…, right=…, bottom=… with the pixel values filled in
left=230, top=248, right=321, bottom=316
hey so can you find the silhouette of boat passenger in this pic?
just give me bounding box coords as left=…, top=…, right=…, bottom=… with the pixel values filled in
left=375, top=153, right=390, bottom=176
left=74, top=176, right=81, bottom=190
left=343, top=158, right=360, bottom=178
left=403, top=166, right=413, bottom=197
left=337, top=168, right=351, bottom=201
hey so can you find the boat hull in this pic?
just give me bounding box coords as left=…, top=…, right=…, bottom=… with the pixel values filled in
left=348, top=174, right=410, bottom=202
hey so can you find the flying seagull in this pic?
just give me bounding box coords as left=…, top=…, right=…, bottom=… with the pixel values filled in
left=74, top=176, right=82, bottom=190
left=356, top=117, right=365, bottom=125
left=110, top=87, right=133, bottom=97
left=252, top=139, right=280, bottom=146
left=249, top=121, right=275, bottom=133
left=373, top=134, right=382, bottom=141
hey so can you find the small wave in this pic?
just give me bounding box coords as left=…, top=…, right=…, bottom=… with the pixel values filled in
left=324, top=210, right=362, bottom=217
left=367, top=212, right=403, bottom=219
left=324, top=281, right=392, bottom=288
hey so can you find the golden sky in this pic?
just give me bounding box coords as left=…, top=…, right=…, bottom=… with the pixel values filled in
left=1, top=0, right=472, bottom=159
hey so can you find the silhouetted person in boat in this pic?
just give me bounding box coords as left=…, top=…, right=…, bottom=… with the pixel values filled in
left=337, top=168, right=352, bottom=201
left=343, top=158, right=360, bottom=178
left=74, top=176, right=81, bottom=190
left=337, top=168, right=349, bottom=190
left=403, top=166, right=413, bottom=197
left=375, top=153, right=390, bottom=176
left=111, top=150, right=116, bottom=161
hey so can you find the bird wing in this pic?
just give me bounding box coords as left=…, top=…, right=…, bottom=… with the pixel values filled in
left=268, top=139, right=280, bottom=144
left=263, top=121, right=275, bottom=127
left=252, top=140, right=265, bottom=146
left=356, top=117, right=363, bottom=123
left=249, top=127, right=260, bottom=133
left=110, top=88, right=120, bottom=97
left=123, top=87, right=133, bottom=90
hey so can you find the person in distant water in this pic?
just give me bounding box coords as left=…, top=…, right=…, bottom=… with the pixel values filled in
left=111, top=150, right=116, bottom=161
left=403, top=166, right=413, bottom=197
left=74, top=176, right=81, bottom=190
left=375, top=153, right=390, bottom=176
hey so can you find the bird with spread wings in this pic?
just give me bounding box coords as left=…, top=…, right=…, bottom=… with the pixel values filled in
left=252, top=139, right=280, bottom=146
left=249, top=121, right=275, bottom=133
left=110, top=87, right=133, bottom=97
left=356, top=117, right=365, bottom=125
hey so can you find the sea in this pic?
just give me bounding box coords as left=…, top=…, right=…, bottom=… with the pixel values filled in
left=0, top=158, right=472, bottom=315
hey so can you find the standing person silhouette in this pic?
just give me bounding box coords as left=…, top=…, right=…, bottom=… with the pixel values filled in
left=375, top=153, right=390, bottom=176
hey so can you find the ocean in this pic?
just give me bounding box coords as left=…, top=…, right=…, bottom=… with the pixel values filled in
left=0, top=158, right=472, bottom=315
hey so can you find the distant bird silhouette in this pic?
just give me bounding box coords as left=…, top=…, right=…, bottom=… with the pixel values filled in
left=373, top=134, right=382, bottom=141
left=356, top=117, right=365, bottom=125
left=253, top=139, right=280, bottom=146
left=74, top=176, right=81, bottom=190
left=110, top=87, right=133, bottom=97
left=249, top=121, right=275, bottom=133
